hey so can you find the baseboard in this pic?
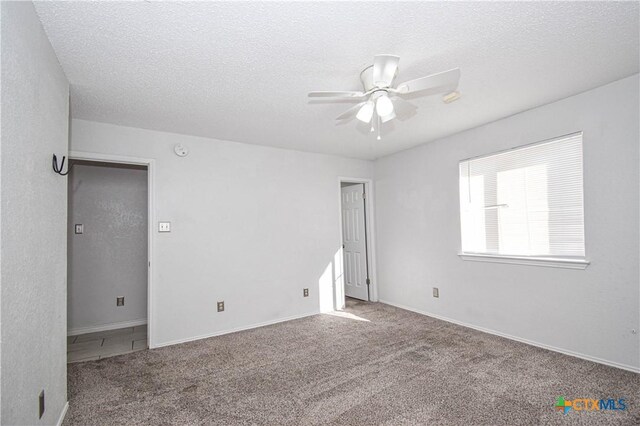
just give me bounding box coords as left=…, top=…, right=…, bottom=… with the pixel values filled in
left=56, top=401, right=69, bottom=426
left=379, top=299, right=640, bottom=374
left=68, top=318, right=147, bottom=336
left=152, top=311, right=319, bottom=349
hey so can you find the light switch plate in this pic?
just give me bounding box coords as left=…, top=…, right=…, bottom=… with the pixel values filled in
left=433, top=287, right=439, bottom=298
left=74, top=224, right=83, bottom=234
left=158, top=222, right=171, bottom=232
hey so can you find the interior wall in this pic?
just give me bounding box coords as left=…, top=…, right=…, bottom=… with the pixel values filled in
left=70, top=119, right=373, bottom=347
left=68, top=162, right=148, bottom=334
left=374, top=74, right=639, bottom=371
left=1, top=2, right=69, bottom=424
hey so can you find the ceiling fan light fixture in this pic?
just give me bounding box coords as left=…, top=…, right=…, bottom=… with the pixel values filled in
left=356, top=101, right=375, bottom=123
left=376, top=94, right=394, bottom=118
left=380, top=110, right=396, bottom=123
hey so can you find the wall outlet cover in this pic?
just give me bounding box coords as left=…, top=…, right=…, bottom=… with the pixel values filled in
left=217, top=301, right=224, bottom=312
left=116, top=297, right=125, bottom=306
left=303, top=288, right=309, bottom=297
left=74, top=224, right=83, bottom=234
left=433, top=287, right=439, bottom=298
left=158, top=222, right=171, bottom=232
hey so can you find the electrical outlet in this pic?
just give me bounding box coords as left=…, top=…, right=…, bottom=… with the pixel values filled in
left=158, top=222, right=171, bottom=232
left=39, top=390, right=45, bottom=419
left=117, top=297, right=124, bottom=306
left=303, top=288, right=309, bottom=297
left=217, top=301, right=224, bottom=312
left=433, top=287, right=439, bottom=298
left=74, top=224, right=83, bottom=234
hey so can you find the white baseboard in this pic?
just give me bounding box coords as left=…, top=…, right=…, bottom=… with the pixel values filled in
left=56, top=401, right=69, bottom=426
left=152, top=311, right=319, bottom=349
left=379, top=299, right=640, bottom=374
left=68, top=318, right=147, bottom=336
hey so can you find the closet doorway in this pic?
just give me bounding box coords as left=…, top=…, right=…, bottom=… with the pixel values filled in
left=67, top=154, right=154, bottom=362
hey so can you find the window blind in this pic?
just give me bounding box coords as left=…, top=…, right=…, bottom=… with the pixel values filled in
left=459, top=133, right=585, bottom=258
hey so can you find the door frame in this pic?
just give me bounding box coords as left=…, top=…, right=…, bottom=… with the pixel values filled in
left=69, top=151, right=156, bottom=348
left=337, top=177, right=378, bottom=307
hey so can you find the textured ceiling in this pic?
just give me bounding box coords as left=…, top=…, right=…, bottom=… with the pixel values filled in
left=34, top=1, right=639, bottom=160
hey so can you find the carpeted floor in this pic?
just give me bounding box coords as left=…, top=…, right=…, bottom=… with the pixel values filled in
left=65, top=299, right=639, bottom=425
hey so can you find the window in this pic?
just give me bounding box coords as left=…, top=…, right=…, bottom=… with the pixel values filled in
left=459, top=133, right=587, bottom=268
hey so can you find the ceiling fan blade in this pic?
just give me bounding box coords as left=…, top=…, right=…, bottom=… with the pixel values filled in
left=373, top=55, right=400, bottom=87
left=390, top=97, right=418, bottom=121
left=336, top=102, right=367, bottom=120
left=395, top=68, right=460, bottom=95
left=308, top=91, right=366, bottom=98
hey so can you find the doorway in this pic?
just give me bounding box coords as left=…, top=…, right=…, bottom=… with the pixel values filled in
left=67, top=158, right=150, bottom=362
left=339, top=179, right=376, bottom=305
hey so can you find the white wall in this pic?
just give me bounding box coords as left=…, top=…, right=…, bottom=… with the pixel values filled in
left=70, top=119, right=373, bottom=347
left=68, top=163, right=148, bottom=333
left=374, top=74, right=639, bottom=371
left=1, top=2, right=69, bottom=424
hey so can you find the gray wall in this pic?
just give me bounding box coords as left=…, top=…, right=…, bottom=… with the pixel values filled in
left=68, top=163, right=147, bottom=333
left=1, top=2, right=69, bottom=424
left=374, top=74, right=639, bottom=371
left=70, top=119, right=374, bottom=348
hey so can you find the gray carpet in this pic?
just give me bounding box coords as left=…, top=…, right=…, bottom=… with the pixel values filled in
left=65, top=300, right=639, bottom=425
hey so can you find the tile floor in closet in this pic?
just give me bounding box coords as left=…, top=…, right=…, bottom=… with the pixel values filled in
left=67, top=324, right=147, bottom=363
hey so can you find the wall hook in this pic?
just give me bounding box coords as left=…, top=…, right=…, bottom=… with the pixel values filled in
left=52, top=154, right=71, bottom=176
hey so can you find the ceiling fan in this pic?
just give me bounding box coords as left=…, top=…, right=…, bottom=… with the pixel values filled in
left=309, top=55, right=460, bottom=139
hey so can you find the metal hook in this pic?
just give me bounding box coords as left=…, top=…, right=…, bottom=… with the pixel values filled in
left=52, top=154, right=71, bottom=176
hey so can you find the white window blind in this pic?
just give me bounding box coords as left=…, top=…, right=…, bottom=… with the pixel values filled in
left=459, top=133, right=585, bottom=259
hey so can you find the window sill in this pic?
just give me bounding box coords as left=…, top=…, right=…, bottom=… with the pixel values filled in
left=458, top=253, right=590, bottom=270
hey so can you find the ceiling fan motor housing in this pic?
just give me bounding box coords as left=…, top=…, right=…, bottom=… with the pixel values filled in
left=360, top=62, right=400, bottom=91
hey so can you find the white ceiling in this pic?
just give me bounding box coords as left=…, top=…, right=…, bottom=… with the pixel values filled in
left=34, top=1, right=639, bottom=160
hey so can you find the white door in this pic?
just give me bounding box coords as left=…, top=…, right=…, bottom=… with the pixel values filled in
left=341, top=184, right=369, bottom=301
